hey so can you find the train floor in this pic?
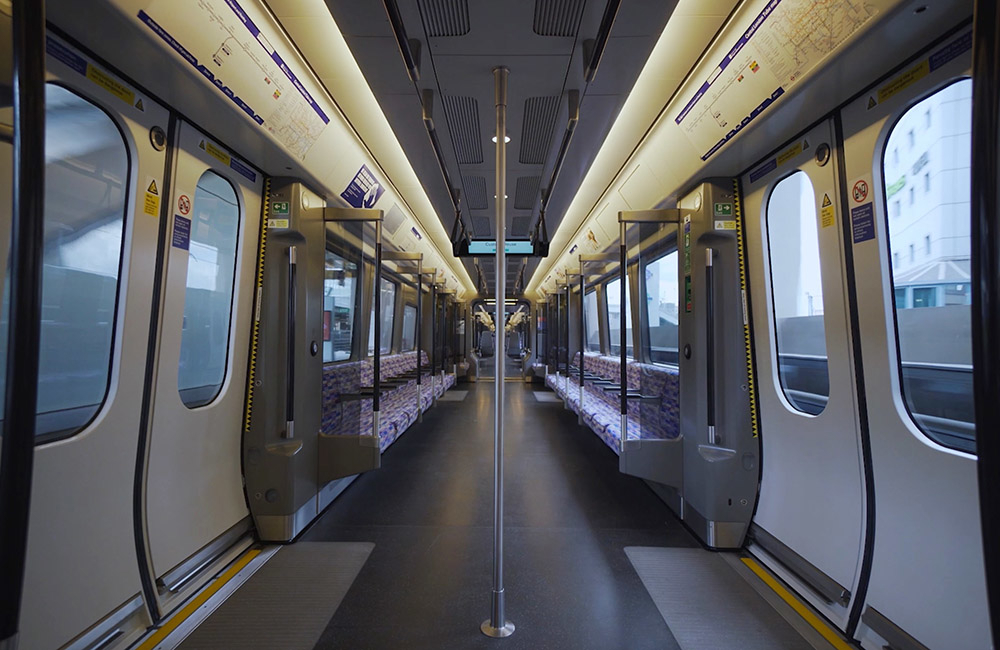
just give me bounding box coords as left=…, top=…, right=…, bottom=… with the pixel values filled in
left=302, top=380, right=695, bottom=649
left=177, top=381, right=830, bottom=649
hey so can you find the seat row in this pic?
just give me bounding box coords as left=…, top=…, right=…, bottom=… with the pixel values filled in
left=321, top=350, right=456, bottom=451
left=543, top=351, right=680, bottom=453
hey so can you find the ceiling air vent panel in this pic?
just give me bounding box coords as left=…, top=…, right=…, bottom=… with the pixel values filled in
left=419, top=0, right=471, bottom=37
left=513, top=176, right=540, bottom=210
left=519, top=96, right=559, bottom=164
left=384, top=203, right=406, bottom=235
left=533, top=0, right=585, bottom=37
left=511, top=216, right=532, bottom=238
left=464, top=176, right=489, bottom=210
left=472, top=216, right=492, bottom=237
left=443, top=96, right=483, bottom=164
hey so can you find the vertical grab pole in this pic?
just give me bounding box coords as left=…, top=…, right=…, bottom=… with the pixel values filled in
left=482, top=65, right=514, bottom=639
left=431, top=282, right=437, bottom=403
left=619, top=221, right=627, bottom=454
left=285, top=246, right=297, bottom=438
left=373, top=221, right=382, bottom=442
left=0, top=0, right=46, bottom=645
left=579, top=264, right=585, bottom=424
left=705, top=248, right=716, bottom=445
left=416, top=262, right=423, bottom=421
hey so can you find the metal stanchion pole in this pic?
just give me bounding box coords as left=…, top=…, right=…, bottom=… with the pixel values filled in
left=482, top=65, right=514, bottom=639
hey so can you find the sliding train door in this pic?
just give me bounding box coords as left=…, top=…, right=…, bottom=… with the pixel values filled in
left=17, top=36, right=170, bottom=649
left=742, top=120, right=866, bottom=631
left=839, top=30, right=989, bottom=649
left=143, top=120, right=261, bottom=606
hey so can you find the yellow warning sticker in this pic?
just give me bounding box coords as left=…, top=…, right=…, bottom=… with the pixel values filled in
left=820, top=193, right=835, bottom=228
left=714, top=220, right=737, bottom=230
left=776, top=141, right=803, bottom=166
left=85, top=64, right=134, bottom=105
left=268, top=218, right=290, bottom=229
left=200, top=139, right=231, bottom=166
left=877, top=60, right=930, bottom=105
left=144, top=177, right=160, bottom=217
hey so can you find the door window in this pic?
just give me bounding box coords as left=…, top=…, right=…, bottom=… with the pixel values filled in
left=0, top=84, right=130, bottom=439
left=882, top=78, right=974, bottom=452
left=766, top=171, right=830, bottom=415
left=177, top=170, right=240, bottom=408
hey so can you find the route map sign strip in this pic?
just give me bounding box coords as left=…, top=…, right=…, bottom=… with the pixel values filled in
left=674, top=0, right=877, bottom=161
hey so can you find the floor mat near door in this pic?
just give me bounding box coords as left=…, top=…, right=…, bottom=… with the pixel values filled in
left=177, top=542, right=373, bottom=650
left=626, top=547, right=815, bottom=650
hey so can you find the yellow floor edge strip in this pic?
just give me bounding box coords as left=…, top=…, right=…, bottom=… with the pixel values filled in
left=741, top=557, right=856, bottom=650
left=136, top=548, right=262, bottom=650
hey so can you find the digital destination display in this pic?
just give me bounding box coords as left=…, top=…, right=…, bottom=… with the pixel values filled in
left=467, top=240, right=535, bottom=255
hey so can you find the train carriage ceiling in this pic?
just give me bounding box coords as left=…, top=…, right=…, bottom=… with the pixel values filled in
left=312, top=0, right=677, bottom=297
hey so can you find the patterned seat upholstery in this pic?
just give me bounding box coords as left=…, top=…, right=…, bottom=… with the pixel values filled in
left=547, top=351, right=680, bottom=455
left=322, top=350, right=451, bottom=452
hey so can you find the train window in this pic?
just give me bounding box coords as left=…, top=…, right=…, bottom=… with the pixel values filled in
left=402, top=303, right=417, bottom=351
left=882, top=78, right=974, bottom=452
left=584, top=290, right=600, bottom=352
left=367, top=277, right=396, bottom=355
left=645, top=252, right=679, bottom=365
left=766, top=171, right=829, bottom=415
left=177, top=170, right=240, bottom=408
left=606, top=276, right=633, bottom=357
left=323, top=250, right=357, bottom=362
left=0, top=84, right=129, bottom=439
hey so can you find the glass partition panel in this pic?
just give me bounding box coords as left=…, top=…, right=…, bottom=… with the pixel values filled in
left=606, top=276, right=632, bottom=357
left=645, top=252, right=679, bottom=365
left=323, top=250, right=357, bottom=362
left=367, top=277, right=396, bottom=355
left=401, top=303, right=417, bottom=351
left=584, top=290, right=600, bottom=352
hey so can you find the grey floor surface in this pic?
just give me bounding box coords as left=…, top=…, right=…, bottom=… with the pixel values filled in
left=177, top=542, right=372, bottom=650
left=532, top=391, right=563, bottom=402
left=437, top=390, right=469, bottom=401
left=625, top=547, right=814, bottom=650
left=305, top=381, right=698, bottom=649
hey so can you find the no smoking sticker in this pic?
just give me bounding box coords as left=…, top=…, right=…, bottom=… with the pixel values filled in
left=853, top=179, right=869, bottom=203
left=178, top=194, right=191, bottom=216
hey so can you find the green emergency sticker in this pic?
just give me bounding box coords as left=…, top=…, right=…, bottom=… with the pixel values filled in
left=272, top=201, right=290, bottom=215
left=714, top=202, right=733, bottom=217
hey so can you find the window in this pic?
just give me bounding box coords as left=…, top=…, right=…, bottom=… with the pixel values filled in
left=893, top=200, right=901, bottom=217
left=0, top=85, right=130, bottom=438
left=766, top=171, right=829, bottom=415
left=402, top=304, right=417, bottom=351
left=367, top=277, right=396, bottom=355
left=908, top=129, right=915, bottom=148
left=924, top=172, right=931, bottom=192
left=883, top=78, right=974, bottom=452
left=925, top=108, right=931, bottom=128
left=177, top=170, right=240, bottom=408
left=606, top=276, right=633, bottom=357
left=893, top=148, right=899, bottom=164
left=909, top=187, right=915, bottom=205
left=584, top=290, right=600, bottom=352
left=645, top=252, right=680, bottom=364
left=323, top=250, right=357, bottom=362
left=909, top=244, right=915, bottom=263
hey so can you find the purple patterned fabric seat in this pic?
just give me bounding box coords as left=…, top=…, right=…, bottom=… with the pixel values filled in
left=549, top=351, right=680, bottom=454
left=323, top=350, right=452, bottom=452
